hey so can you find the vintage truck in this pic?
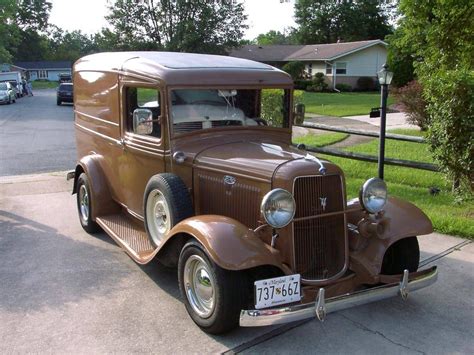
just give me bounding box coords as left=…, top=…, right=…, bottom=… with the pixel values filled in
left=69, top=52, right=437, bottom=334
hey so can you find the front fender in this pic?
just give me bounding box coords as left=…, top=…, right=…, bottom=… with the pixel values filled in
left=347, top=196, right=433, bottom=240
left=164, top=215, right=285, bottom=272
left=347, top=197, right=433, bottom=278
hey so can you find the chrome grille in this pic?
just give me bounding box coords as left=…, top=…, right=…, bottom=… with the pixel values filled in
left=293, top=175, right=346, bottom=281
left=198, top=173, right=261, bottom=228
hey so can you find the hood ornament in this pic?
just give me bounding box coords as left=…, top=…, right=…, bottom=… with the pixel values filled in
left=304, top=153, right=327, bottom=175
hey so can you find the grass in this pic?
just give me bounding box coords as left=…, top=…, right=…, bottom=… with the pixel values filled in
left=32, top=81, right=59, bottom=89
left=298, top=90, right=396, bottom=117
left=293, top=132, right=349, bottom=147
left=318, top=129, right=473, bottom=238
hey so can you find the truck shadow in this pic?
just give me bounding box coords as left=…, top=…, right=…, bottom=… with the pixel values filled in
left=0, top=210, right=129, bottom=313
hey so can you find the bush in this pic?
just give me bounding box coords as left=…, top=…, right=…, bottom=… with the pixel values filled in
left=294, top=79, right=312, bottom=90
left=335, top=83, right=352, bottom=92
left=424, top=69, right=474, bottom=192
left=282, top=61, right=305, bottom=80
left=394, top=80, right=429, bottom=131
left=306, top=73, right=328, bottom=92
left=356, top=76, right=376, bottom=91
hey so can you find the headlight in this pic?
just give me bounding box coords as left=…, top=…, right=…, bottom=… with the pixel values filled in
left=261, top=189, right=296, bottom=228
left=359, top=178, right=387, bottom=214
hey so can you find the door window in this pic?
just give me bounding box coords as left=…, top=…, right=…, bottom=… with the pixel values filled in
left=125, top=87, right=161, bottom=138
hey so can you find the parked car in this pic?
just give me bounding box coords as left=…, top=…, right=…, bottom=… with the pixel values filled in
left=57, top=83, right=73, bottom=105
left=59, top=73, right=72, bottom=83
left=0, top=81, right=16, bottom=104
left=69, top=52, right=438, bottom=334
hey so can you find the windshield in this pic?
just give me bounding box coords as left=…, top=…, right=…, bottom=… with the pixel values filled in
left=0, top=83, right=8, bottom=90
left=59, top=84, right=73, bottom=91
left=170, top=88, right=290, bottom=136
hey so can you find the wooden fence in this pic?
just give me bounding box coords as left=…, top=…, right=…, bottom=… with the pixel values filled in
left=295, top=123, right=439, bottom=172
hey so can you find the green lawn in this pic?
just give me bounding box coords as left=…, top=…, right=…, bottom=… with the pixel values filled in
left=293, top=132, right=349, bottom=147
left=322, top=129, right=473, bottom=238
left=32, top=81, right=59, bottom=89
left=298, top=91, right=396, bottom=117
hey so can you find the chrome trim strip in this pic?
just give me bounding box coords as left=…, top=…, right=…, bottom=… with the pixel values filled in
left=75, top=110, right=120, bottom=126
left=240, top=266, right=438, bottom=327
left=75, top=123, right=119, bottom=145
left=291, top=174, right=348, bottom=285
left=194, top=165, right=272, bottom=184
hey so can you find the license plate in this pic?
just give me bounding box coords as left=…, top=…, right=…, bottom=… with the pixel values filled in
left=254, top=274, right=301, bottom=309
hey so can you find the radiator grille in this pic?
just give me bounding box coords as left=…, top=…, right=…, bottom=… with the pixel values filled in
left=293, top=175, right=346, bottom=281
left=198, top=173, right=260, bottom=228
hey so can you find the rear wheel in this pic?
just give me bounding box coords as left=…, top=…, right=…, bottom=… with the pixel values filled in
left=76, top=173, right=100, bottom=233
left=381, top=237, right=420, bottom=275
left=178, top=241, right=248, bottom=334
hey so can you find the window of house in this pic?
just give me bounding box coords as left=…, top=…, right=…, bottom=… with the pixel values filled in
left=307, top=63, right=312, bottom=77
left=336, top=62, right=347, bottom=75
left=325, top=63, right=332, bottom=75
left=125, top=87, right=161, bottom=138
left=38, top=70, right=48, bottom=79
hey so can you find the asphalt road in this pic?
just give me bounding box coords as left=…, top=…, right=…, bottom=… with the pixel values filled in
left=0, top=173, right=473, bottom=353
left=0, top=89, right=76, bottom=176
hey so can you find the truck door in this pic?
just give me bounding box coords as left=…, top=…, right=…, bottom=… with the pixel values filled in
left=119, top=83, right=166, bottom=217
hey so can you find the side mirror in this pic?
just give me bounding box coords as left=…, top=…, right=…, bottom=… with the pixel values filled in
left=133, top=108, right=153, bottom=135
left=294, top=103, right=305, bottom=125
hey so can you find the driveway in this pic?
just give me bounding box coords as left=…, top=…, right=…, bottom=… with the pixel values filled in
left=0, top=89, right=75, bottom=176
left=0, top=173, right=472, bottom=354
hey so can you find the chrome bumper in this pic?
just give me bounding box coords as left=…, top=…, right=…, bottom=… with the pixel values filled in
left=240, top=266, right=438, bottom=327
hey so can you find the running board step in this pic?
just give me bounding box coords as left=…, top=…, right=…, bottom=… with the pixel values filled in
left=96, top=214, right=158, bottom=264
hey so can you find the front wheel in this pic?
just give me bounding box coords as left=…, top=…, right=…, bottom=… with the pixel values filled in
left=57, top=99, right=61, bottom=106
left=381, top=237, right=420, bottom=275
left=178, top=241, right=248, bottom=334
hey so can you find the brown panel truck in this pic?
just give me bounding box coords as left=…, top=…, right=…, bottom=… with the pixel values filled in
left=68, top=52, right=437, bottom=334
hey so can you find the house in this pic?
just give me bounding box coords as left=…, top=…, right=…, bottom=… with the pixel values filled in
left=13, top=61, right=73, bottom=81
left=229, top=40, right=388, bottom=89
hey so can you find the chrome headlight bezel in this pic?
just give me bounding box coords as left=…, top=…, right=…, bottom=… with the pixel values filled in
left=260, top=188, right=296, bottom=229
left=359, top=177, right=388, bottom=214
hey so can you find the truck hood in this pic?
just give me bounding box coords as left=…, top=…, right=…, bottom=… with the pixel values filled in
left=194, top=141, right=318, bottom=181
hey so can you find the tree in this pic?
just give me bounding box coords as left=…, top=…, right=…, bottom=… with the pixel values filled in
left=396, top=0, right=473, bottom=192
left=294, top=0, right=394, bottom=44
left=255, top=30, right=296, bottom=45
left=105, top=0, right=248, bottom=54
left=0, top=0, right=52, bottom=61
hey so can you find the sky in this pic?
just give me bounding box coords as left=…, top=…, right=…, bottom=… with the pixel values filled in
left=48, top=0, right=296, bottom=40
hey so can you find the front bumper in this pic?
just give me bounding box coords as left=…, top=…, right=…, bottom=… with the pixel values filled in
left=240, top=266, right=438, bottom=327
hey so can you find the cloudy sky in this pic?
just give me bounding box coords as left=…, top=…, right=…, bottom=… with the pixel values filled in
left=48, top=0, right=296, bottom=40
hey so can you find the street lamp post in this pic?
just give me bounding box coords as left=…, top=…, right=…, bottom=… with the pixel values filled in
left=377, top=64, right=394, bottom=180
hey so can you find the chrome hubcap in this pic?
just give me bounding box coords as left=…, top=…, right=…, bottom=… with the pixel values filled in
left=146, top=190, right=171, bottom=245
left=184, top=255, right=215, bottom=318
left=79, top=184, right=89, bottom=224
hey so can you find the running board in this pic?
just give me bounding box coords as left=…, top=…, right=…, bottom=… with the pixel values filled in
left=96, top=214, right=159, bottom=264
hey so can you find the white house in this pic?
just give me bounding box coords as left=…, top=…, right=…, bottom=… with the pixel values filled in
left=13, top=61, right=72, bottom=81
left=229, top=40, right=388, bottom=89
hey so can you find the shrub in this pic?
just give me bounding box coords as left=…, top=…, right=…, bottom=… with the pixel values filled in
left=356, top=76, right=376, bottom=91
left=335, top=83, right=352, bottom=92
left=424, top=69, right=474, bottom=192
left=294, top=79, right=312, bottom=90
left=282, top=61, right=305, bottom=80
left=306, top=73, right=328, bottom=92
left=394, top=80, right=429, bottom=131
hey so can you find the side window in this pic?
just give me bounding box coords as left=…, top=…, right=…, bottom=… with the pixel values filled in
left=125, top=87, right=161, bottom=138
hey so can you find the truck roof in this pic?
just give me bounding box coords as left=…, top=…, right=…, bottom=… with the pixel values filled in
left=74, top=51, right=293, bottom=87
